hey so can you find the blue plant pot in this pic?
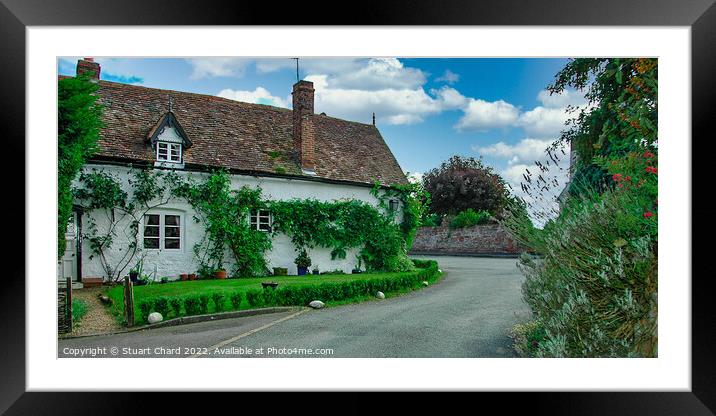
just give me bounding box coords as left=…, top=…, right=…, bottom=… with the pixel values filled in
left=297, top=266, right=308, bottom=276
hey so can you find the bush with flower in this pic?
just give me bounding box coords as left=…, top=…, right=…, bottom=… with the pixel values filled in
left=504, top=58, right=658, bottom=357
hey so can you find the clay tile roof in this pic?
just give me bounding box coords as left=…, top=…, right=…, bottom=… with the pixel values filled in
left=80, top=79, right=408, bottom=186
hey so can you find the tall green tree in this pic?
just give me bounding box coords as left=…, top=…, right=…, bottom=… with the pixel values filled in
left=548, top=58, right=657, bottom=193
left=58, top=74, right=103, bottom=258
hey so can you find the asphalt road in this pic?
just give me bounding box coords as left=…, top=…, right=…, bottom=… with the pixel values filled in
left=58, top=256, right=530, bottom=358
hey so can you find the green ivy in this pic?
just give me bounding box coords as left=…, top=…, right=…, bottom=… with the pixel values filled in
left=172, top=169, right=272, bottom=277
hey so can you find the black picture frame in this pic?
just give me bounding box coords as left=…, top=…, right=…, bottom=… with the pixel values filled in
left=2, top=0, right=713, bottom=413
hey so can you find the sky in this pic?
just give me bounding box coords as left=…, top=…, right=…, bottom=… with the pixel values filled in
left=58, top=57, right=585, bottom=212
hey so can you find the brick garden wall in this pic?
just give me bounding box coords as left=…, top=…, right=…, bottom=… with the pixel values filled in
left=409, top=224, right=523, bottom=256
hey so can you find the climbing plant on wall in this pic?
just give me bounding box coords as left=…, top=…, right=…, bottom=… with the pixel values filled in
left=172, top=170, right=272, bottom=278
left=74, top=168, right=179, bottom=282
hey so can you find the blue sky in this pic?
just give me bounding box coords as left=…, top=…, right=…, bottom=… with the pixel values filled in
left=58, top=57, right=584, bottom=201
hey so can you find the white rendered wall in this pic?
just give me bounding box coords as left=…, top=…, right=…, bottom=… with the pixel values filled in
left=76, top=164, right=401, bottom=280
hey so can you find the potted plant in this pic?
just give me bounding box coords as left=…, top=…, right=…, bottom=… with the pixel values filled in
left=213, top=268, right=228, bottom=279
left=189, top=273, right=197, bottom=281
left=129, top=261, right=142, bottom=283
left=312, top=265, right=320, bottom=275
left=351, top=256, right=363, bottom=274
left=294, top=249, right=311, bottom=276
left=180, top=273, right=188, bottom=281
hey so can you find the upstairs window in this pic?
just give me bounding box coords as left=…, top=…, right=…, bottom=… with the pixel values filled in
left=249, top=209, right=272, bottom=232
left=389, top=199, right=399, bottom=211
left=156, top=142, right=182, bottom=163
left=143, top=213, right=182, bottom=250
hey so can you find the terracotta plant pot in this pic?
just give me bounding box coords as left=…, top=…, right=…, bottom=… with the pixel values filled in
left=213, top=270, right=228, bottom=279
left=189, top=273, right=197, bottom=281
left=180, top=273, right=188, bottom=281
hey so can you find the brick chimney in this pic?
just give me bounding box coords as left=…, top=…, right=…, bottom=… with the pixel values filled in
left=292, top=80, right=316, bottom=173
left=76, top=57, right=100, bottom=81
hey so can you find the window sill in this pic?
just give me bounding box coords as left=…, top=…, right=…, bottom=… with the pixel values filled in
left=154, top=161, right=185, bottom=169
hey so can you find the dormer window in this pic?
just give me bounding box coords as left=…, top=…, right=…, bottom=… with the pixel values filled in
left=146, top=102, right=192, bottom=168
left=157, top=142, right=182, bottom=163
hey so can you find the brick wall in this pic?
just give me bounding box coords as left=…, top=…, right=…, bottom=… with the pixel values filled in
left=409, top=224, right=523, bottom=256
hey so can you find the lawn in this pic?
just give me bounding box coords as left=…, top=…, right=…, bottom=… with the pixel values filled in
left=105, top=260, right=441, bottom=325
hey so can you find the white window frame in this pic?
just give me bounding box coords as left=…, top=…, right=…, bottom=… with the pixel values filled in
left=156, top=141, right=182, bottom=164
left=142, top=212, right=183, bottom=251
left=249, top=209, right=272, bottom=232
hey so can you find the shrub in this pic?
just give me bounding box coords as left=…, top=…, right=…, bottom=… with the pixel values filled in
left=153, top=297, right=170, bottom=317
left=198, top=295, right=210, bottom=314
left=509, top=320, right=547, bottom=357
left=506, top=186, right=657, bottom=357
left=184, top=296, right=201, bottom=315
left=138, top=300, right=154, bottom=323
left=423, top=155, right=509, bottom=217
left=169, top=297, right=183, bottom=317
left=229, top=292, right=243, bottom=310
left=449, top=209, right=492, bottom=228
left=211, top=292, right=226, bottom=312
left=245, top=290, right=264, bottom=308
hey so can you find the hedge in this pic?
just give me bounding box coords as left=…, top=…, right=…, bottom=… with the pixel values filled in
left=244, top=259, right=439, bottom=308
left=129, top=259, right=439, bottom=324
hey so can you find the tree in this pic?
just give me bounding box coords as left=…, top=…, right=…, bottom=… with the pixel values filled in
left=548, top=58, right=657, bottom=194
left=422, top=155, right=508, bottom=217
left=58, top=74, right=103, bottom=258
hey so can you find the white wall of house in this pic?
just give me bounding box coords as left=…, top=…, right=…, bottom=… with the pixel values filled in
left=76, top=164, right=401, bottom=281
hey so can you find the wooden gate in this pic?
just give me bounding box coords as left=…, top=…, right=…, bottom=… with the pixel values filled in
left=58, top=277, right=73, bottom=334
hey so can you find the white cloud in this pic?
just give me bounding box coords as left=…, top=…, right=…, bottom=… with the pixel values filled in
left=217, top=87, right=290, bottom=108
left=518, top=106, right=572, bottom=138
left=432, top=86, right=468, bottom=109
left=455, top=99, right=520, bottom=131
left=327, top=58, right=427, bottom=91
left=537, top=89, right=587, bottom=108
left=406, top=171, right=424, bottom=184
left=476, top=138, right=570, bottom=225
left=473, top=138, right=554, bottom=163
left=186, top=58, right=251, bottom=79
left=304, top=70, right=462, bottom=125
left=455, top=89, right=587, bottom=137
left=435, top=69, right=460, bottom=84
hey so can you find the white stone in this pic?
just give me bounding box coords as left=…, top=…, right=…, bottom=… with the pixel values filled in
left=422, top=281, right=429, bottom=286
left=376, top=291, right=385, bottom=299
left=309, top=300, right=325, bottom=309
left=148, top=312, right=163, bottom=324
left=438, top=269, right=442, bottom=273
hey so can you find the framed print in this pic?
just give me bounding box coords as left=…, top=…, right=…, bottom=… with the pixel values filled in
left=2, top=0, right=714, bottom=413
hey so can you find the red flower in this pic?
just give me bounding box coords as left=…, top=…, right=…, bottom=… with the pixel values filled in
left=645, top=166, right=658, bottom=174
left=612, top=173, right=623, bottom=181
left=643, top=151, right=655, bottom=159
left=643, top=211, right=654, bottom=219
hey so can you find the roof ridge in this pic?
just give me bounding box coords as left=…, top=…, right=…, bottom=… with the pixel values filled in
left=95, top=78, right=294, bottom=113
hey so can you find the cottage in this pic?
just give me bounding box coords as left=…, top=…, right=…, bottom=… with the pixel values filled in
left=59, top=58, right=408, bottom=284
